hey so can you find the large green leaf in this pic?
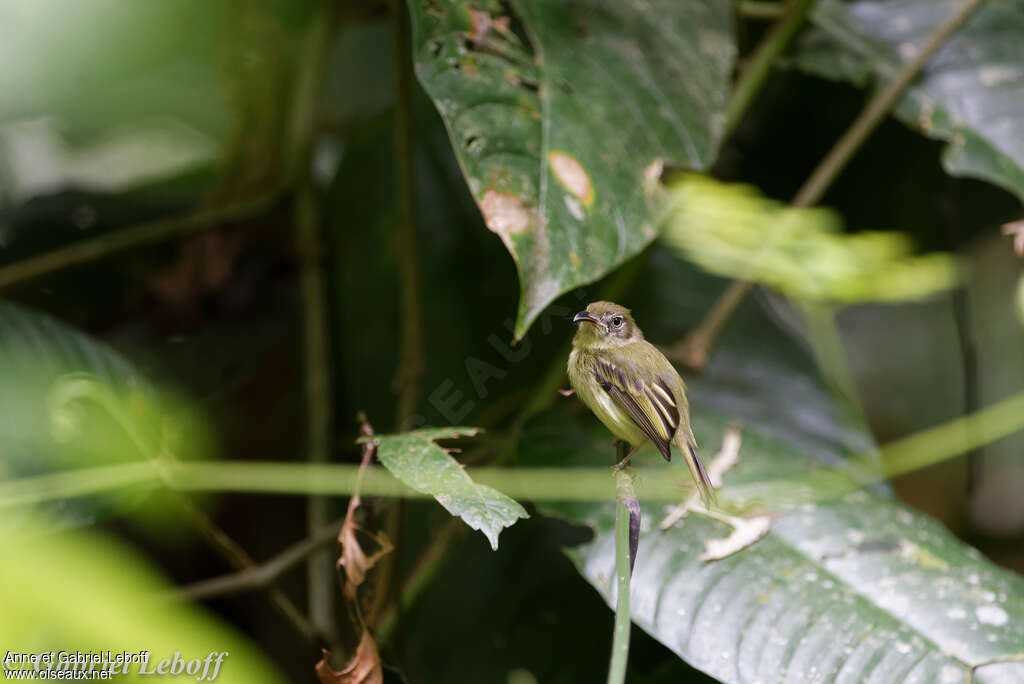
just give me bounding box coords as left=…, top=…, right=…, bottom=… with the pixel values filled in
left=370, top=427, right=528, bottom=549
left=409, top=0, right=735, bottom=338
left=792, top=0, right=1024, bottom=202
left=521, top=262, right=1024, bottom=682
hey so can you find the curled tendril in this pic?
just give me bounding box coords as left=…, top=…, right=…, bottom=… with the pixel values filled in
left=47, top=373, right=156, bottom=459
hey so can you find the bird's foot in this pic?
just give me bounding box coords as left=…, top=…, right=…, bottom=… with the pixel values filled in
left=612, top=444, right=639, bottom=471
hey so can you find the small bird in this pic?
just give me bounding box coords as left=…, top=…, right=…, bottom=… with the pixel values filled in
left=568, top=301, right=714, bottom=505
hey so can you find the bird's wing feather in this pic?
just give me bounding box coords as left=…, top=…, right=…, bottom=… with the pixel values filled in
left=592, top=352, right=681, bottom=461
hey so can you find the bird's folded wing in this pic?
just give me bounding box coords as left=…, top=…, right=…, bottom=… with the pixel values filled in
left=592, top=354, right=681, bottom=461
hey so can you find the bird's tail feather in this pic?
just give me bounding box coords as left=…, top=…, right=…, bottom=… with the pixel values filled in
left=680, top=439, right=715, bottom=507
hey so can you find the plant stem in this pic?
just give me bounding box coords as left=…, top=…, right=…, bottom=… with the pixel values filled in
left=607, top=466, right=636, bottom=684
left=374, top=518, right=465, bottom=645
left=9, top=376, right=1024, bottom=509
left=680, top=0, right=987, bottom=371
left=285, top=0, right=337, bottom=652
left=297, top=182, right=338, bottom=648
left=369, top=0, right=423, bottom=647
left=0, top=194, right=280, bottom=292
left=726, top=0, right=817, bottom=134
left=739, top=1, right=785, bottom=19
left=390, top=0, right=424, bottom=430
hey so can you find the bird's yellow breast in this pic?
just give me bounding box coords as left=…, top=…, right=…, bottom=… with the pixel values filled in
left=568, top=349, right=647, bottom=446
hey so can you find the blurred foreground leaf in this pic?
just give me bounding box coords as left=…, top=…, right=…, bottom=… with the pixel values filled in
left=0, top=301, right=207, bottom=530
left=368, top=427, right=528, bottom=549
left=0, top=513, right=284, bottom=683
left=793, top=0, right=1024, bottom=202
left=409, top=0, right=734, bottom=338
left=663, top=174, right=959, bottom=302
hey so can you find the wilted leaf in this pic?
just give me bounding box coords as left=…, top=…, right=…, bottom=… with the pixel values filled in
left=366, top=427, right=528, bottom=550
left=409, top=0, right=735, bottom=338
left=315, top=636, right=383, bottom=684
left=663, top=174, right=959, bottom=302
left=792, top=0, right=1024, bottom=202
left=338, top=426, right=393, bottom=599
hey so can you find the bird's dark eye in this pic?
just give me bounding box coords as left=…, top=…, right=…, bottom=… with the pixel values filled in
left=611, top=316, right=623, bottom=328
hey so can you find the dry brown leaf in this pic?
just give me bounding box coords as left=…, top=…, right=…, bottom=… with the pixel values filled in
left=315, top=635, right=383, bottom=684
left=1003, top=219, right=1024, bottom=257
left=338, top=519, right=392, bottom=601
left=337, top=419, right=393, bottom=600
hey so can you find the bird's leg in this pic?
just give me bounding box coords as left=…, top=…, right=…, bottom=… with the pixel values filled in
left=612, top=441, right=639, bottom=471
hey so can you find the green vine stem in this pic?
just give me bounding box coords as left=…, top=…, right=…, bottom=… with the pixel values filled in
left=607, top=464, right=638, bottom=684
left=726, top=0, right=817, bottom=134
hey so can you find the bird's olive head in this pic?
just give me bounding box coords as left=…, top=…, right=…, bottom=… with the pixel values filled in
left=572, top=301, right=643, bottom=348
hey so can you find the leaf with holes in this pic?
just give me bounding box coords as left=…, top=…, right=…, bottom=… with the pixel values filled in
left=792, top=0, right=1024, bottom=202
left=367, top=427, right=528, bottom=549
left=520, top=264, right=1024, bottom=682
left=409, top=0, right=734, bottom=338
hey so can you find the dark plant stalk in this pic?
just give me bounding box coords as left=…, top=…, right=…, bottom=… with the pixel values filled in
left=370, top=0, right=423, bottom=646
left=0, top=193, right=281, bottom=292
left=297, top=184, right=339, bottom=649
left=287, top=1, right=338, bottom=655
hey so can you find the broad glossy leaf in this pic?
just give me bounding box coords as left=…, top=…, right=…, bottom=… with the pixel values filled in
left=370, top=427, right=528, bottom=549
left=528, top=400, right=1024, bottom=681
left=522, top=263, right=1024, bottom=682
left=409, top=0, right=735, bottom=338
left=792, top=0, right=1024, bottom=201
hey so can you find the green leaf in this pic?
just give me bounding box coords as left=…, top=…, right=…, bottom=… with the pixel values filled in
left=663, top=174, right=959, bottom=302
left=0, top=301, right=207, bottom=531
left=409, top=0, right=735, bottom=338
left=791, top=0, right=1024, bottom=201
left=370, top=427, right=528, bottom=549
left=521, top=261, right=1024, bottom=682
left=528, top=406, right=1024, bottom=682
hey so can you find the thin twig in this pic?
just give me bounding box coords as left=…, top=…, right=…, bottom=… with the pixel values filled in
left=298, top=182, right=339, bottom=646
left=390, top=0, right=424, bottom=429
left=177, top=519, right=344, bottom=600
left=285, top=0, right=338, bottom=653
left=169, top=492, right=320, bottom=642
left=726, top=0, right=817, bottom=134
left=677, top=0, right=987, bottom=371
left=374, top=517, right=464, bottom=645
left=0, top=193, right=280, bottom=292
left=372, top=0, right=423, bottom=647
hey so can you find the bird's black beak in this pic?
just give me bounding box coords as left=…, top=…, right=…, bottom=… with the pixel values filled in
left=573, top=311, right=601, bottom=327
